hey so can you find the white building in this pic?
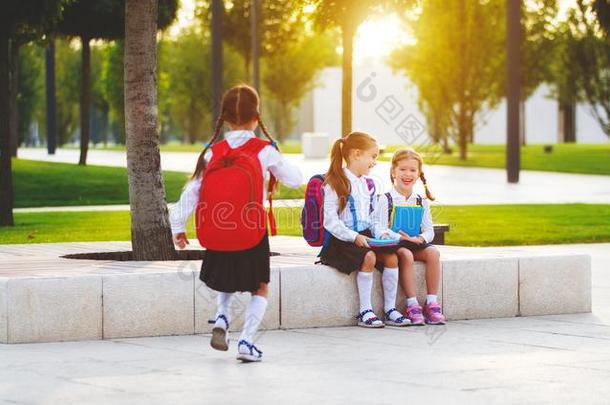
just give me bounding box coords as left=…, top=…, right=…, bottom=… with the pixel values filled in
left=294, top=65, right=609, bottom=146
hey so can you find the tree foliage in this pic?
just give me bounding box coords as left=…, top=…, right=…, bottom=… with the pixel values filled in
left=161, top=27, right=244, bottom=144
left=549, top=0, right=610, bottom=137
left=391, top=0, right=505, bottom=160
left=262, top=30, right=336, bottom=141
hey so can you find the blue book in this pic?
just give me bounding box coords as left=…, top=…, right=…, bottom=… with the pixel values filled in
left=390, top=205, right=423, bottom=237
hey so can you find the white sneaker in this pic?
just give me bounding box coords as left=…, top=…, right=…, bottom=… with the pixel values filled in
left=209, top=314, right=229, bottom=351
left=236, top=340, right=263, bottom=362
left=356, top=309, right=385, bottom=328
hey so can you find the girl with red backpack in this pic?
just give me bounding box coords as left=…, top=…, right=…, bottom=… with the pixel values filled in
left=170, top=85, right=302, bottom=362
left=318, top=132, right=411, bottom=328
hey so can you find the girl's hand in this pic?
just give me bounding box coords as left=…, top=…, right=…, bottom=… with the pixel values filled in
left=354, top=234, right=371, bottom=248
left=173, top=233, right=189, bottom=249
left=398, top=230, right=423, bottom=244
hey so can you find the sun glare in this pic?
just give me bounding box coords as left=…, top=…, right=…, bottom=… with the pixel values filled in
left=353, top=14, right=414, bottom=66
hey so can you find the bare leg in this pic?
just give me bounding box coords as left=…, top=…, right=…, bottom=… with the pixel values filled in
left=413, top=246, right=441, bottom=295
left=376, top=251, right=399, bottom=269
left=360, top=250, right=377, bottom=272
left=397, top=248, right=416, bottom=298
left=253, top=282, right=268, bottom=297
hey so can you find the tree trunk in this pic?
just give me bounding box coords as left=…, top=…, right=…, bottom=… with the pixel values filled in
left=506, top=0, right=521, bottom=183
left=0, top=33, right=14, bottom=226
left=244, top=55, right=251, bottom=84
left=457, top=107, right=468, bottom=160
left=79, top=36, right=91, bottom=165
left=45, top=39, right=57, bottom=154
left=341, top=23, right=355, bottom=137
left=442, top=135, right=450, bottom=154
left=211, top=0, right=223, bottom=131
left=125, top=0, right=176, bottom=260
left=519, top=99, right=526, bottom=146
left=558, top=101, right=576, bottom=143
left=8, top=39, right=19, bottom=157
left=277, top=101, right=287, bottom=144
left=250, top=0, right=260, bottom=93
left=100, top=104, right=109, bottom=145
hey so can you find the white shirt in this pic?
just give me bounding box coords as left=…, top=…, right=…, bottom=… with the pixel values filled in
left=169, top=130, right=303, bottom=234
left=372, top=187, right=435, bottom=243
left=323, top=168, right=379, bottom=243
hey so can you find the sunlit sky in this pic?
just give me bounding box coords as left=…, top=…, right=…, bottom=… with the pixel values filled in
left=170, top=0, right=577, bottom=66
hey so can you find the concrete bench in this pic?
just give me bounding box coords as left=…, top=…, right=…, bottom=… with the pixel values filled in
left=0, top=239, right=591, bottom=344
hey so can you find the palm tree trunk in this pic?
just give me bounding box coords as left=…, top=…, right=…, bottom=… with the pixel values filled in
left=125, top=0, right=176, bottom=260
left=79, top=35, right=90, bottom=165
left=0, top=32, right=14, bottom=226
left=341, top=23, right=355, bottom=137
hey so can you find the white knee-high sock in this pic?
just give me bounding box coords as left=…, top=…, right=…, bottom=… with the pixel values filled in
left=357, top=271, right=374, bottom=313
left=214, top=292, right=233, bottom=329
left=382, top=267, right=399, bottom=312
left=239, top=295, right=268, bottom=343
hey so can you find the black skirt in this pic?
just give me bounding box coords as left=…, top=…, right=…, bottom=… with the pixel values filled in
left=318, top=230, right=433, bottom=275
left=200, top=233, right=270, bottom=293
left=397, top=239, right=433, bottom=253
left=319, top=230, right=394, bottom=274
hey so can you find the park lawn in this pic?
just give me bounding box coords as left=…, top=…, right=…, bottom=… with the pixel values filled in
left=60, top=140, right=303, bottom=154
left=382, top=143, right=610, bottom=176
left=1, top=204, right=609, bottom=246
left=13, top=159, right=305, bottom=208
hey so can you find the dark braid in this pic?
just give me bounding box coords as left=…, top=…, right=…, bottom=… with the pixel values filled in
left=420, top=172, right=435, bottom=201
left=257, top=117, right=279, bottom=151
left=257, top=116, right=280, bottom=193
left=191, top=116, right=224, bottom=180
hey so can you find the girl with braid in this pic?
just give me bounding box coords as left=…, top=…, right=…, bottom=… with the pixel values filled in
left=372, top=148, right=445, bottom=325
left=170, top=85, right=302, bottom=362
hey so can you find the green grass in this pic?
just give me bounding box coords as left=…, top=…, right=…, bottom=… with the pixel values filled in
left=13, top=159, right=305, bottom=208
left=2, top=204, right=609, bottom=246
left=59, top=140, right=303, bottom=154
left=381, top=143, right=610, bottom=176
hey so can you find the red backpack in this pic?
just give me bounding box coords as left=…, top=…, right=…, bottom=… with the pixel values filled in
left=196, top=138, right=277, bottom=251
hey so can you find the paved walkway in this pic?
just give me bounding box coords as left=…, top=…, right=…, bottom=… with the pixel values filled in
left=1, top=241, right=609, bottom=404
left=17, top=147, right=610, bottom=205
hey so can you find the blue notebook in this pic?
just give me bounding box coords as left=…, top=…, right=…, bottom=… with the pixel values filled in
left=390, top=205, right=423, bottom=237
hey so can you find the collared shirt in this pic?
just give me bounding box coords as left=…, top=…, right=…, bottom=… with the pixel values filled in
left=371, top=187, right=435, bottom=243
left=169, top=130, right=303, bottom=234
left=323, top=167, right=378, bottom=242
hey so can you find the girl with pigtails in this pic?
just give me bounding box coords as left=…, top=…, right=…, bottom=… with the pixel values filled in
left=372, top=148, right=445, bottom=325
left=169, top=84, right=302, bottom=362
left=319, top=132, right=411, bottom=328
